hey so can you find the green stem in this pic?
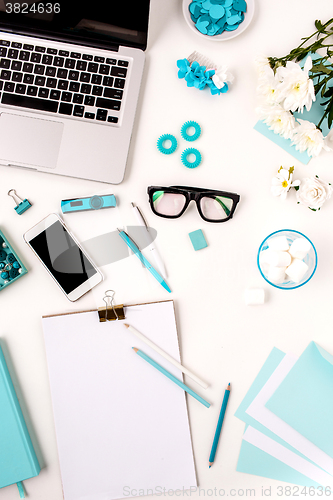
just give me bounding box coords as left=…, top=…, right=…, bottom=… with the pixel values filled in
left=271, top=19, right=333, bottom=68
left=317, top=110, right=328, bottom=130
left=270, top=18, right=333, bottom=131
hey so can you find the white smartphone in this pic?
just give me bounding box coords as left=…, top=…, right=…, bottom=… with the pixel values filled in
left=24, top=213, right=103, bottom=301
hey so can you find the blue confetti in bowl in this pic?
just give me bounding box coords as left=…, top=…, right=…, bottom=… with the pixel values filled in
left=182, top=0, right=255, bottom=41
left=257, top=229, right=317, bottom=290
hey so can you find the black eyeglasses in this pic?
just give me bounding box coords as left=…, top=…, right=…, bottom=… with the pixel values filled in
left=147, top=186, right=240, bottom=223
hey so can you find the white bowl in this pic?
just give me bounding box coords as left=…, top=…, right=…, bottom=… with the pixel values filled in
left=182, top=0, right=255, bottom=41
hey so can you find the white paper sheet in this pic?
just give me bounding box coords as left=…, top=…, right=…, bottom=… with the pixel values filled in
left=243, top=427, right=333, bottom=486
left=42, top=301, right=197, bottom=500
left=246, top=353, right=333, bottom=476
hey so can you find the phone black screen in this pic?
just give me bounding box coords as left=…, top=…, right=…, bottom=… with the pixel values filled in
left=29, top=220, right=97, bottom=294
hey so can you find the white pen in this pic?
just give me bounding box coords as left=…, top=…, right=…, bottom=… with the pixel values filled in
left=131, top=202, right=167, bottom=278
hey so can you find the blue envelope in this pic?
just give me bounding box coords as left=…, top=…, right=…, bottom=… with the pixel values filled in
left=253, top=121, right=311, bottom=164
left=266, top=341, right=333, bottom=458
left=235, top=347, right=320, bottom=486
left=237, top=427, right=320, bottom=487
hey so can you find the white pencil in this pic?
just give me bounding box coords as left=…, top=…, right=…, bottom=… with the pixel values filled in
left=124, top=324, right=208, bottom=389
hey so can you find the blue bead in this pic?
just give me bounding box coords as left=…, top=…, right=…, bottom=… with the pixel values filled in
left=0, top=262, right=5, bottom=270
left=1, top=271, right=9, bottom=279
left=12, top=261, right=20, bottom=269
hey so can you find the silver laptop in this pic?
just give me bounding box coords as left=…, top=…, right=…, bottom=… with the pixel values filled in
left=0, top=1, right=150, bottom=184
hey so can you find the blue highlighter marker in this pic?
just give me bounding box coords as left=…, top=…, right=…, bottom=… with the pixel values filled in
left=61, top=194, right=116, bottom=214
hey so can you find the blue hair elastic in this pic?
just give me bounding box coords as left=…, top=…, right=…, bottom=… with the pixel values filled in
left=181, top=148, right=202, bottom=168
left=181, top=121, right=201, bottom=142
left=157, top=134, right=178, bottom=154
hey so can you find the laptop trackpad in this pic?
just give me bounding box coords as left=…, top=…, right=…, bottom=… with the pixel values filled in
left=0, top=113, right=63, bottom=169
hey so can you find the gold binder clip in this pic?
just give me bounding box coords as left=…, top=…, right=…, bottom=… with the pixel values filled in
left=98, top=290, right=125, bottom=322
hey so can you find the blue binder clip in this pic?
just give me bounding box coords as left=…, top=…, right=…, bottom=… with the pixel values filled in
left=8, top=189, right=32, bottom=215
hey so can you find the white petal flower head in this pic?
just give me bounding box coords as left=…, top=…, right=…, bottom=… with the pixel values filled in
left=255, top=55, right=271, bottom=79
left=296, top=176, right=332, bottom=210
left=271, top=168, right=300, bottom=200
left=256, top=104, right=296, bottom=139
left=276, top=57, right=315, bottom=113
left=292, top=119, right=332, bottom=157
left=212, top=65, right=234, bottom=89
left=324, top=128, right=333, bottom=148
left=257, top=65, right=281, bottom=104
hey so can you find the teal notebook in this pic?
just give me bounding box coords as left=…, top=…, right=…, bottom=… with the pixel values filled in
left=0, top=343, right=40, bottom=491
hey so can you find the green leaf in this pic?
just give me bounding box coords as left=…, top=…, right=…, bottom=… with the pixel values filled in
left=315, top=20, right=323, bottom=31
left=294, top=186, right=300, bottom=191
left=323, top=87, right=333, bottom=98
left=313, top=64, right=332, bottom=74
left=309, top=207, right=317, bottom=211
left=320, top=80, right=329, bottom=97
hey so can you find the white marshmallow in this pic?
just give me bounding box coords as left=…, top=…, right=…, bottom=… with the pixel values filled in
left=267, top=266, right=286, bottom=284
left=285, top=259, right=309, bottom=283
left=244, top=288, right=265, bottom=305
left=268, top=236, right=290, bottom=252
left=259, top=249, right=274, bottom=265
left=289, top=238, right=311, bottom=260
left=265, top=250, right=292, bottom=267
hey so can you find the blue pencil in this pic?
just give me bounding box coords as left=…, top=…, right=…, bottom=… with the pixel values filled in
left=209, top=383, right=231, bottom=467
left=133, top=348, right=210, bottom=408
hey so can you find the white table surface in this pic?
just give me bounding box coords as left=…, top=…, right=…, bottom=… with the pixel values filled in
left=2, top=1, right=333, bottom=499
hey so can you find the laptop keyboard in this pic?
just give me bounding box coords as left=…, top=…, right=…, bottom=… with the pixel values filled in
left=0, top=39, right=129, bottom=124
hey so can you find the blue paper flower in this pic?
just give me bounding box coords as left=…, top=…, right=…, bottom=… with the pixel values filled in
left=207, top=81, right=229, bottom=95
left=176, top=57, right=230, bottom=96
left=177, top=58, right=191, bottom=79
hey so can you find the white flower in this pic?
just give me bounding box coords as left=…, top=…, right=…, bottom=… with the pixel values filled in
left=291, top=119, right=331, bottom=157
left=324, top=129, right=333, bottom=148
left=256, top=103, right=296, bottom=139
left=212, top=65, right=234, bottom=89
left=271, top=167, right=300, bottom=200
left=296, top=176, right=332, bottom=210
left=257, top=65, right=281, bottom=104
left=254, top=55, right=271, bottom=79
left=276, top=57, right=315, bottom=113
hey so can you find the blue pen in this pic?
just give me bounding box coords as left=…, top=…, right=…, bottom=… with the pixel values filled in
left=117, top=229, right=171, bottom=293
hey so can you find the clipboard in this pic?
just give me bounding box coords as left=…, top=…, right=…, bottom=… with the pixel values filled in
left=42, top=297, right=197, bottom=500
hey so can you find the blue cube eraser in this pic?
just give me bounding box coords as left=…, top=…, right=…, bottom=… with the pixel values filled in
left=189, top=229, right=207, bottom=251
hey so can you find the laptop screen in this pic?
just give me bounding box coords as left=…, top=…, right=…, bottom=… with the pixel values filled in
left=0, top=1, right=150, bottom=51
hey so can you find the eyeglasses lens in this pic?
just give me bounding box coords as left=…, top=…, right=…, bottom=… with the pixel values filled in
left=200, top=196, right=234, bottom=221
left=152, top=191, right=187, bottom=216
